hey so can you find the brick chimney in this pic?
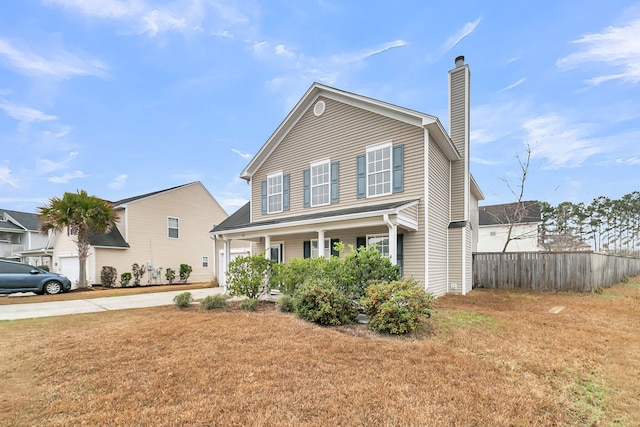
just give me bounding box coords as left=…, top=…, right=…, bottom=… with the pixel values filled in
left=449, top=55, right=470, bottom=222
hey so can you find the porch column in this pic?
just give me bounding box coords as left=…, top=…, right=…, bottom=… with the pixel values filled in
left=223, top=238, right=231, bottom=293
left=264, top=235, right=271, bottom=259
left=384, top=214, right=398, bottom=265
left=317, top=230, right=325, bottom=258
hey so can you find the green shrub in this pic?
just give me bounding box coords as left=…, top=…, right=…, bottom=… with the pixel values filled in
left=361, top=277, right=435, bottom=335
left=173, top=291, right=193, bottom=308
left=294, top=278, right=358, bottom=326
left=165, top=268, right=176, bottom=285
left=240, top=298, right=259, bottom=311
left=276, top=295, right=295, bottom=313
left=226, top=252, right=275, bottom=299
left=338, top=245, right=401, bottom=300
left=120, top=272, right=132, bottom=287
left=201, top=294, right=228, bottom=310
left=275, top=257, right=333, bottom=296
left=101, top=266, right=117, bottom=287
left=179, top=264, right=192, bottom=283
left=132, top=263, right=146, bottom=286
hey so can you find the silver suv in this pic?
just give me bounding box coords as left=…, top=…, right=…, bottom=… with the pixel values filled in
left=0, top=260, right=72, bottom=295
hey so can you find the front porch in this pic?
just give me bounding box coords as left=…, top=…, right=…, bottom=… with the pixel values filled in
left=211, top=200, right=420, bottom=289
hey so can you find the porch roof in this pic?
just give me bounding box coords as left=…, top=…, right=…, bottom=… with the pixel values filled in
left=210, top=199, right=419, bottom=237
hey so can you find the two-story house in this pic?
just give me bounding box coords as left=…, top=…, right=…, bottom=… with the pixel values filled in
left=477, top=201, right=542, bottom=252
left=211, top=56, right=483, bottom=296
left=0, top=209, right=51, bottom=266
left=51, top=181, right=230, bottom=286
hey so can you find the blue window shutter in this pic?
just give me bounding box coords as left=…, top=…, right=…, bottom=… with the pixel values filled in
left=303, top=169, right=310, bottom=208
left=356, top=154, right=366, bottom=199
left=303, top=241, right=311, bottom=259
left=261, top=180, right=267, bottom=214
left=283, top=174, right=290, bottom=211
left=397, top=233, right=404, bottom=275
left=331, top=161, right=339, bottom=204
left=393, top=144, right=404, bottom=193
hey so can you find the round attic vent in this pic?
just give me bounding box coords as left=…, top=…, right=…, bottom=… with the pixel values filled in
left=313, top=100, right=326, bottom=117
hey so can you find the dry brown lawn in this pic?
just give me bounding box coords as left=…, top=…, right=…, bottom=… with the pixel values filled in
left=1, top=277, right=638, bottom=426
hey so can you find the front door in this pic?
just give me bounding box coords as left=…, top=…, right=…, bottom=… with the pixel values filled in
left=270, top=243, right=283, bottom=263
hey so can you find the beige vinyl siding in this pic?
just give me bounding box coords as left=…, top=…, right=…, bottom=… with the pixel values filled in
left=449, top=67, right=467, bottom=221
left=464, top=222, right=473, bottom=294
left=471, top=193, right=479, bottom=252
left=447, top=227, right=463, bottom=295
left=427, top=137, right=451, bottom=295
left=251, top=97, right=426, bottom=220
left=94, top=183, right=227, bottom=285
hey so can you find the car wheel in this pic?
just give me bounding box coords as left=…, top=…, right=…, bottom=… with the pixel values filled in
left=44, top=281, right=63, bottom=295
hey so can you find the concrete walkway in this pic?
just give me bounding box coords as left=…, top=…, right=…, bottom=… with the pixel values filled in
left=0, top=287, right=226, bottom=321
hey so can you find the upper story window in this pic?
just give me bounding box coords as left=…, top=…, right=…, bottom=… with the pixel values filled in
left=267, top=172, right=283, bottom=213
left=357, top=142, right=403, bottom=199
left=311, top=160, right=330, bottom=207
left=168, top=217, right=179, bottom=239
left=367, top=142, right=392, bottom=197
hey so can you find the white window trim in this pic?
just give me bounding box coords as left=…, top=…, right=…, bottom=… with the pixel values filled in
left=310, top=159, right=331, bottom=207
left=366, top=234, right=390, bottom=258
left=267, top=171, right=284, bottom=214
left=311, top=238, right=331, bottom=259
left=202, top=256, right=209, bottom=268
left=168, top=217, right=179, bottom=239
left=366, top=141, right=392, bottom=198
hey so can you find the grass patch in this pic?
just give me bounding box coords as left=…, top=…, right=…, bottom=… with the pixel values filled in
left=570, top=374, right=610, bottom=425
left=435, top=309, right=497, bottom=329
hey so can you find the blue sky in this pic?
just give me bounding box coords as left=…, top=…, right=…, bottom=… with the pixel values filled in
left=1, top=1, right=639, bottom=215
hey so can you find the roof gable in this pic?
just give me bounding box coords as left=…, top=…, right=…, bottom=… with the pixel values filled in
left=0, top=209, right=40, bottom=231
left=240, top=82, right=459, bottom=180
left=479, top=201, right=541, bottom=226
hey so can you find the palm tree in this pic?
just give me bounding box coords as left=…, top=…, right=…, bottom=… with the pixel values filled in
left=39, top=190, right=117, bottom=288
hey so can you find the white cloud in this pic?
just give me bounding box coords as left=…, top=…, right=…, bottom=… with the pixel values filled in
left=275, top=44, right=295, bottom=58
left=231, top=148, right=251, bottom=159
left=522, top=115, right=606, bottom=169
left=442, top=18, right=482, bottom=51
left=109, top=174, right=128, bottom=189
left=500, top=78, right=526, bottom=92
left=0, top=101, right=57, bottom=123
left=0, top=38, right=108, bottom=80
left=215, top=195, right=248, bottom=213
left=48, top=170, right=87, bottom=183
left=332, top=40, right=407, bottom=64
left=45, top=0, right=215, bottom=37
left=0, top=166, right=19, bottom=188
left=43, top=0, right=143, bottom=19
left=557, top=18, right=640, bottom=85
left=37, top=152, right=79, bottom=174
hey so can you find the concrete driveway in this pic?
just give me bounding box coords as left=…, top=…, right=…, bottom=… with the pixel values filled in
left=0, top=287, right=225, bottom=321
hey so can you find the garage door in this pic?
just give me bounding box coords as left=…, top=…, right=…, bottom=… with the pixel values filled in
left=58, top=256, right=79, bottom=288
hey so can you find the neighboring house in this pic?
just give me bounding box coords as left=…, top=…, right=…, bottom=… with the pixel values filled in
left=51, top=182, right=229, bottom=286
left=477, top=201, right=541, bottom=252
left=211, top=56, right=484, bottom=296
left=0, top=209, right=52, bottom=266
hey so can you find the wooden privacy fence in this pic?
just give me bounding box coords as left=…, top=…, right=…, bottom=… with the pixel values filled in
left=473, top=252, right=640, bottom=292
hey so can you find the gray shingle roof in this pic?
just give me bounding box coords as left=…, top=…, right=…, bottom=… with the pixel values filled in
left=1, top=209, right=40, bottom=231
left=479, top=201, right=541, bottom=226
left=88, top=227, right=129, bottom=248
